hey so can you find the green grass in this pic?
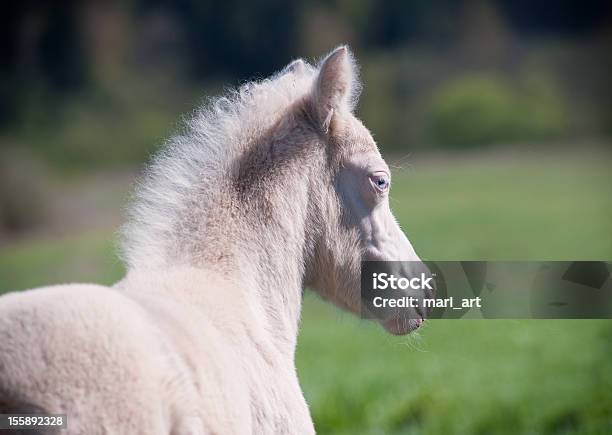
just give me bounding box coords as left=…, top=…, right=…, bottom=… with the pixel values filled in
left=393, top=150, right=612, bottom=260
left=0, top=149, right=611, bottom=434
left=298, top=304, right=612, bottom=435
left=0, top=231, right=122, bottom=291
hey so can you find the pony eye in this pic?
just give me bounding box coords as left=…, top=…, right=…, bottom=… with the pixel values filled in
left=370, top=173, right=390, bottom=192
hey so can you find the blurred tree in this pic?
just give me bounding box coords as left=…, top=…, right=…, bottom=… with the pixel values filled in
left=0, top=0, right=89, bottom=126
left=138, top=0, right=300, bottom=80
left=363, top=0, right=459, bottom=47
left=499, top=0, right=612, bottom=35
left=0, top=0, right=610, bottom=165
left=427, top=74, right=567, bottom=148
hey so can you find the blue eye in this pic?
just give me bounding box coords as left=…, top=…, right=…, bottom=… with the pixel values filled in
left=370, top=173, right=390, bottom=192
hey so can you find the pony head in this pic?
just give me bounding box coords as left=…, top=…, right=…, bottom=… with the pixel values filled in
left=300, top=47, right=430, bottom=334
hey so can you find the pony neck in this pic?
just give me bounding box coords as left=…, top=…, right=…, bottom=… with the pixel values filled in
left=133, top=177, right=312, bottom=359
left=122, top=212, right=308, bottom=359
left=226, top=186, right=312, bottom=356
left=122, top=123, right=322, bottom=358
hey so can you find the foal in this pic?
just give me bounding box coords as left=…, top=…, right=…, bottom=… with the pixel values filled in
left=0, top=46, right=426, bottom=434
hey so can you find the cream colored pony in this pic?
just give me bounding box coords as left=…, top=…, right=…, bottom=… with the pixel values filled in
left=0, top=47, right=426, bottom=434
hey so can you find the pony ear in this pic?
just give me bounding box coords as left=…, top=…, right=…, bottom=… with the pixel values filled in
left=282, top=58, right=306, bottom=75
left=312, top=46, right=360, bottom=133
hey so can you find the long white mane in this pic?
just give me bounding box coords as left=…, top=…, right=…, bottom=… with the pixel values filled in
left=121, top=61, right=317, bottom=269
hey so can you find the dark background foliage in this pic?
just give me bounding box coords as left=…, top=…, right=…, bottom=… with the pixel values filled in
left=1, top=0, right=611, bottom=169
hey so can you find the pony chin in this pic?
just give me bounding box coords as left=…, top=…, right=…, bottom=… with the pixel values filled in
left=381, top=317, right=424, bottom=335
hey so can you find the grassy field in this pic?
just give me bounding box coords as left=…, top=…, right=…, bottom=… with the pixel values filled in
left=0, top=148, right=611, bottom=434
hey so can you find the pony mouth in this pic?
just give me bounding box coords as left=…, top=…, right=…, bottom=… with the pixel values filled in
left=381, top=316, right=424, bottom=335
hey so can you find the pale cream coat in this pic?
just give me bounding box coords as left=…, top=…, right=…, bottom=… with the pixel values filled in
left=0, top=47, right=424, bottom=434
